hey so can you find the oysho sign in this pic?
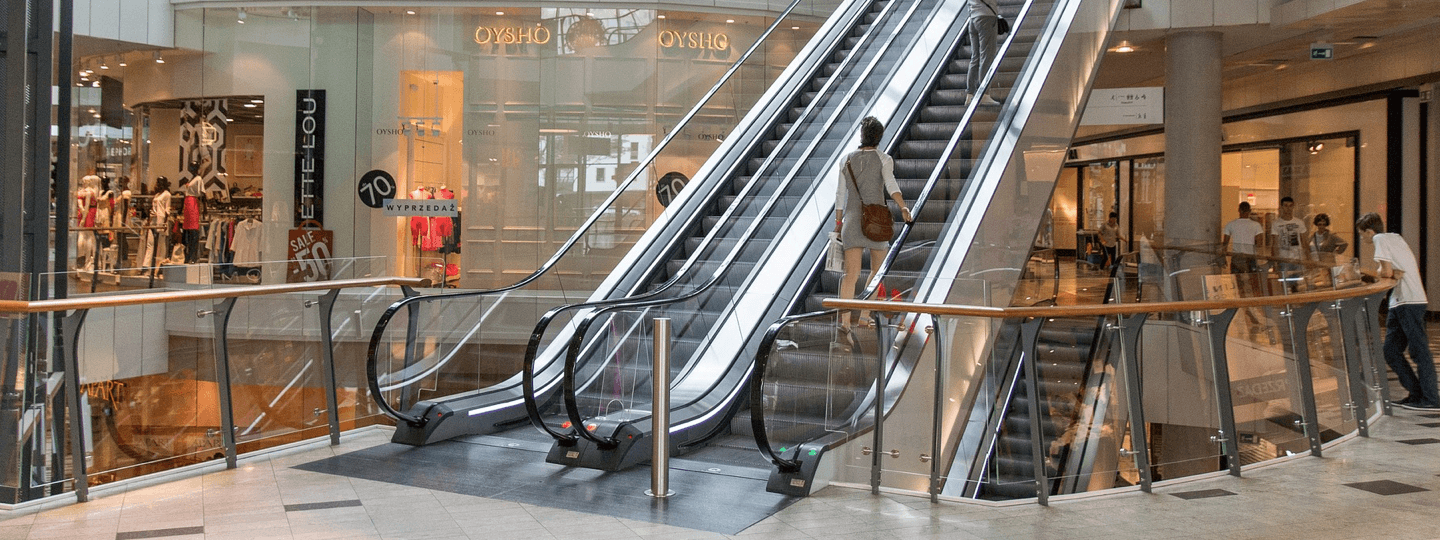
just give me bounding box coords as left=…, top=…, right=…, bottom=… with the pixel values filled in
left=474, top=25, right=552, bottom=45
left=295, top=90, right=326, bottom=227
left=658, top=30, right=729, bottom=51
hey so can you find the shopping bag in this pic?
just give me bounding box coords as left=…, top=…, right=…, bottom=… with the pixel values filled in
left=826, top=232, right=844, bottom=272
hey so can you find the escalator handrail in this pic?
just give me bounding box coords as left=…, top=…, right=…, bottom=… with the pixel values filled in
left=751, top=0, right=1046, bottom=472
left=362, top=0, right=826, bottom=426
left=544, top=0, right=938, bottom=448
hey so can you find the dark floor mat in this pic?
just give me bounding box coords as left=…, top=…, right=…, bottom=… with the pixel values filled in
left=293, top=439, right=798, bottom=535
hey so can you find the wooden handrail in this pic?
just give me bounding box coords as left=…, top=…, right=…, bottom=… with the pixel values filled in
left=0, top=276, right=430, bottom=314
left=823, top=278, right=1393, bottom=319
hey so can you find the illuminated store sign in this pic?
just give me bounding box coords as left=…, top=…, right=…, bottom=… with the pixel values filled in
left=474, top=25, right=552, bottom=45
left=658, top=30, right=729, bottom=51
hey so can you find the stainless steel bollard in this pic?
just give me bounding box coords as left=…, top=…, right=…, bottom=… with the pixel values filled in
left=647, top=318, right=675, bottom=498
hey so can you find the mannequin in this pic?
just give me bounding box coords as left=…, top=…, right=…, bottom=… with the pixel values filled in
left=181, top=177, right=204, bottom=263
left=409, top=187, right=431, bottom=248
left=114, top=178, right=133, bottom=270
left=139, top=177, right=171, bottom=269
left=75, top=172, right=101, bottom=270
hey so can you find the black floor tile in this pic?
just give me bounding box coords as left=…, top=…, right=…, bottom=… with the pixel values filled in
left=1395, top=438, right=1440, bottom=445
left=1170, top=489, right=1236, bottom=500
left=1344, top=480, right=1430, bottom=495
left=115, top=526, right=205, bottom=540
left=284, top=499, right=363, bottom=512
left=294, top=440, right=798, bottom=535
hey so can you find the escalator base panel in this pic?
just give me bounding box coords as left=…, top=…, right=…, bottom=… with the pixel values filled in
left=294, top=438, right=799, bottom=535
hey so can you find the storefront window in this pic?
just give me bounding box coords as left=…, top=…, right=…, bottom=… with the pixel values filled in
left=70, top=5, right=821, bottom=290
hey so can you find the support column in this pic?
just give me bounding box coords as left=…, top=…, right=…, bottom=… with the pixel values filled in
left=1163, top=31, right=1223, bottom=248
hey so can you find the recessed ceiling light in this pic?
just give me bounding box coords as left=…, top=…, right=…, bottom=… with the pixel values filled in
left=1113, top=40, right=1134, bottom=53
left=250, top=99, right=263, bottom=103
left=658, top=14, right=666, bottom=19
left=406, top=10, right=415, bottom=15
left=496, top=11, right=504, bottom=16
left=243, top=103, right=257, bottom=108
left=726, top=19, right=735, bottom=23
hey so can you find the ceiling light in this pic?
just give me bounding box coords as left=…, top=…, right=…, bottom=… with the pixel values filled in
left=237, top=10, right=246, bottom=23
left=99, top=61, right=108, bottom=70
left=154, top=52, right=164, bottom=64
left=726, top=19, right=735, bottom=23
left=1358, top=42, right=1375, bottom=49
left=658, top=14, right=666, bottom=19
left=91, top=81, right=99, bottom=87
left=496, top=11, right=504, bottom=16
left=1113, top=40, right=1134, bottom=53
left=250, top=99, right=264, bottom=103
left=117, top=55, right=127, bottom=67
left=243, top=103, right=257, bottom=108
left=82, top=68, right=93, bottom=75
left=406, top=10, right=415, bottom=15
left=792, top=26, right=800, bottom=30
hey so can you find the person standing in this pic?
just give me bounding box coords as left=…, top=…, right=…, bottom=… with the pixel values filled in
left=1222, top=201, right=1263, bottom=274
left=1307, top=212, right=1348, bottom=265
left=1270, top=196, right=1307, bottom=277
left=1098, top=211, right=1125, bottom=269
left=965, top=0, right=1002, bottom=106
left=835, top=116, right=911, bottom=329
left=1357, top=213, right=1438, bottom=411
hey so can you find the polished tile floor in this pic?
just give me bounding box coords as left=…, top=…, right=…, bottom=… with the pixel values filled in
left=0, top=404, right=1434, bottom=540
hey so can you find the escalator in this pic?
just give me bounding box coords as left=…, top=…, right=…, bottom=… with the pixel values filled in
left=752, top=0, right=1127, bottom=495
left=363, top=0, right=921, bottom=449
left=525, top=0, right=976, bottom=471
left=969, top=299, right=1114, bottom=499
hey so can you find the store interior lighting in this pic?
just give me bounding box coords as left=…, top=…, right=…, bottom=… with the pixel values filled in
left=237, top=9, right=246, bottom=24
left=154, top=51, right=164, bottom=64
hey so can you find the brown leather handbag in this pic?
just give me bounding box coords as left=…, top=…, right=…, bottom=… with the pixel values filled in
left=847, top=158, right=893, bottom=242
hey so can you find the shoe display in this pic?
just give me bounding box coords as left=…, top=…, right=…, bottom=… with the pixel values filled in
left=1397, top=401, right=1440, bottom=411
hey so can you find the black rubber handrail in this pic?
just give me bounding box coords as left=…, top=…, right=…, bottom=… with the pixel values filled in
left=751, top=0, right=1045, bottom=472
left=363, top=0, right=820, bottom=426
left=537, top=0, right=934, bottom=448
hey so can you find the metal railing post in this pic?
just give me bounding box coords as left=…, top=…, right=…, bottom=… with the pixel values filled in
left=1334, top=299, right=1370, bottom=437
left=1115, top=313, right=1152, bottom=493
left=870, top=312, right=888, bottom=495
left=1202, top=308, right=1242, bottom=477
left=1019, top=317, right=1048, bottom=506
left=60, top=309, right=89, bottom=502
left=1360, top=293, right=1391, bottom=415
left=647, top=318, right=673, bottom=498
left=928, top=323, right=943, bottom=503
left=317, top=289, right=342, bottom=445
left=207, top=298, right=240, bottom=468
left=1280, top=303, right=1324, bottom=456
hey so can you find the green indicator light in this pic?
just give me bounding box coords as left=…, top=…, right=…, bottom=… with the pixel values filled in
left=808, top=449, right=818, bottom=456
left=779, top=447, right=788, bottom=452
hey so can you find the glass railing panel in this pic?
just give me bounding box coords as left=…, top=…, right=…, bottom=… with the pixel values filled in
left=1222, top=273, right=1308, bottom=463
left=1031, top=313, right=1122, bottom=496
left=227, top=294, right=326, bottom=450
left=369, top=292, right=523, bottom=416
left=1305, top=306, right=1358, bottom=442
left=78, top=300, right=226, bottom=486
left=329, top=286, right=413, bottom=429
left=569, top=309, right=655, bottom=423
left=1135, top=311, right=1226, bottom=482
left=761, top=310, right=865, bottom=466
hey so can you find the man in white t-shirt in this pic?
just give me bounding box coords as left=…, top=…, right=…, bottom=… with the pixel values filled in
left=1270, top=197, right=1307, bottom=277
left=1222, top=201, right=1264, bottom=274
left=1358, top=212, right=1438, bottom=410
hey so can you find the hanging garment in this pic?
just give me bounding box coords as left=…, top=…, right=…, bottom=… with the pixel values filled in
left=231, top=219, right=263, bottom=268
